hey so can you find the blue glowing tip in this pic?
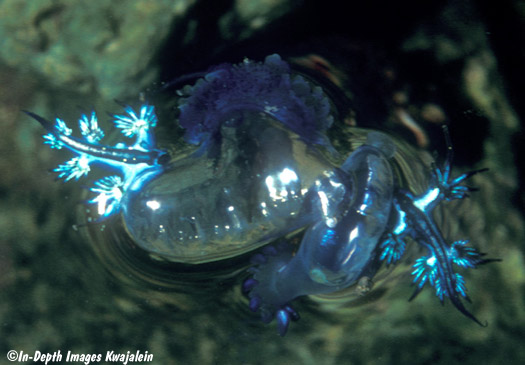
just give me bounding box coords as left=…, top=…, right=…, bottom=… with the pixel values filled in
left=113, top=104, right=158, bottom=148
left=54, top=156, right=91, bottom=182
left=276, top=309, right=290, bottom=336
left=448, top=240, right=484, bottom=269
left=89, top=176, right=124, bottom=217
left=79, top=111, right=104, bottom=143
left=411, top=255, right=438, bottom=290
left=379, top=234, right=406, bottom=265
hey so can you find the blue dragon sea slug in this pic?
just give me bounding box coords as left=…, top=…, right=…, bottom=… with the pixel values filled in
left=28, top=54, right=493, bottom=336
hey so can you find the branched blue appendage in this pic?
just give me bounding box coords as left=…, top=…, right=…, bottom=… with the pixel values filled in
left=79, top=111, right=104, bottom=143
left=380, top=233, right=406, bottom=265
left=55, top=117, right=72, bottom=136
left=412, top=259, right=468, bottom=303
left=448, top=240, right=487, bottom=269
left=26, top=103, right=165, bottom=218
left=410, top=251, right=471, bottom=305
left=89, top=176, right=124, bottom=217
left=378, top=127, right=493, bottom=325
left=379, top=200, right=407, bottom=265
left=432, top=162, right=467, bottom=200
left=453, top=272, right=468, bottom=299
left=43, top=133, right=64, bottom=149
left=54, top=156, right=91, bottom=181
left=113, top=104, right=158, bottom=148
left=411, top=255, right=438, bottom=290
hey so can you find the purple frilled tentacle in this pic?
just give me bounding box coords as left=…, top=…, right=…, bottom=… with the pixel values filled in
left=178, top=54, right=334, bottom=149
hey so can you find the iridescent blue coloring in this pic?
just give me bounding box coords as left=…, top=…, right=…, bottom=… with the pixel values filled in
left=25, top=104, right=166, bottom=217
left=376, top=130, right=492, bottom=326
left=28, top=54, right=493, bottom=336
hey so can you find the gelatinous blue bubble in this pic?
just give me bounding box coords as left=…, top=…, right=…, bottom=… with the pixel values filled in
left=246, top=132, right=396, bottom=334
left=121, top=110, right=336, bottom=263
left=28, top=54, right=493, bottom=336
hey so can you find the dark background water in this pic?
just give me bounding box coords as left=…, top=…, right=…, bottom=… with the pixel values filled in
left=0, top=1, right=524, bottom=364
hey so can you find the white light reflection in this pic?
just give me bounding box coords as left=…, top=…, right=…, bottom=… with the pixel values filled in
left=146, top=200, right=161, bottom=210
left=414, top=187, right=440, bottom=212
left=260, top=202, right=268, bottom=216
left=279, top=167, right=298, bottom=184
left=265, top=175, right=278, bottom=199
left=265, top=168, right=299, bottom=201
left=427, top=255, right=437, bottom=267
left=341, top=227, right=359, bottom=265
left=97, top=193, right=108, bottom=215
left=317, top=190, right=329, bottom=216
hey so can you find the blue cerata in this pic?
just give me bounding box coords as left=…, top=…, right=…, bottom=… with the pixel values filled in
left=27, top=54, right=494, bottom=336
